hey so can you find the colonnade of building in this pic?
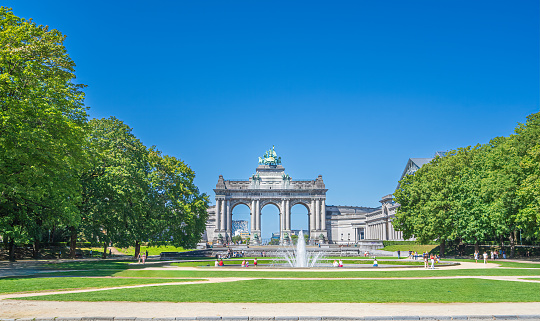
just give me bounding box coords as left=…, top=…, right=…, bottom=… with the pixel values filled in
left=366, top=220, right=403, bottom=241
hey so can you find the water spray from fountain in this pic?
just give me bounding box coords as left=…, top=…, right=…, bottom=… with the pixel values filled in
left=279, top=231, right=324, bottom=267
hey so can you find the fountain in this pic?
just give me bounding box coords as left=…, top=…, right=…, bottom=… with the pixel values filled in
left=279, top=231, right=325, bottom=267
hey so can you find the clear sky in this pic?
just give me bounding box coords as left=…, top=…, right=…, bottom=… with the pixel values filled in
left=6, top=1, right=539, bottom=239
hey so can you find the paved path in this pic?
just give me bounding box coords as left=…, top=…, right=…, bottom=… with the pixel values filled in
left=2, top=301, right=540, bottom=318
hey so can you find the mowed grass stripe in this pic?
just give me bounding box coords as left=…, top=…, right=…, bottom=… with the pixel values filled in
left=170, top=260, right=424, bottom=267
left=0, top=277, right=201, bottom=294
left=113, top=268, right=540, bottom=279
left=21, top=278, right=540, bottom=303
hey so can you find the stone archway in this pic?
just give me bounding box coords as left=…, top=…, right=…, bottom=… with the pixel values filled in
left=210, top=162, right=327, bottom=245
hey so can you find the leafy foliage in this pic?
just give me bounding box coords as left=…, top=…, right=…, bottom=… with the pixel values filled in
left=0, top=7, right=88, bottom=260
left=0, top=8, right=208, bottom=260
left=394, top=112, right=540, bottom=256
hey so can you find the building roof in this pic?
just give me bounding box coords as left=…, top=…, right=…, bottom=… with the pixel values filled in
left=398, top=152, right=447, bottom=185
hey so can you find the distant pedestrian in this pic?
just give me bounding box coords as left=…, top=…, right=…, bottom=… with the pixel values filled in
left=483, top=251, right=488, bottom=264
left=474, top=251, right=479, bottom=263
left=397, top=250, right=401, bottom=259
left=430, top=253, right=435, bottom=269
left=254, top=258, right=258, bottom=267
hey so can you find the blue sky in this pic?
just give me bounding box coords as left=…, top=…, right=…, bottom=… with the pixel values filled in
left=6, top=1, right=539, bottom=239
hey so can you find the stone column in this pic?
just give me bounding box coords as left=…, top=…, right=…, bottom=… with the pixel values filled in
left=215, top=199, right=221, bottom=231
left=321, top=199, right=326, bottom=231
left=250, top=200, right=256, bottom=231
left=315, top=199, right=320, bottom=231
left=220, top=199, right=226, bottom=231
left=310, top=199, right=316, bottom=233
left=256, top=199, right=260, bottom=231
left=285, top=199, right=291, bottom=231
left=226, top=200, right=231, bottom=232
left=280, top=199, right=285, bottom=232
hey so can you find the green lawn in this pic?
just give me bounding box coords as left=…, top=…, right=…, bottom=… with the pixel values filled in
left=441, top=259, right=540, bottom=268
left=116, top=245, right=190, bottom=256
left=112, top=268, right=540, bottom=279
left=169, top=259, right=423, bottom=267
left=43, top=260, right=138, bottom=270
left=21, top=278, right=540, bottom=303
left=0, top=277, right=201, bottom=294
left=381, top=245, right=438, bottom=253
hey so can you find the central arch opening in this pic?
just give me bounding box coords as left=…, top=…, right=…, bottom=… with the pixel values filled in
left=260, top=203, right=279, bottom=245
left=290, top=203, right=309, bottom=243
left=231, top=203, right=250, bottom=244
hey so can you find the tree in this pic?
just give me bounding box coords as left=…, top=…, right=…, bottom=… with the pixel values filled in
left=78, top=117, right=149, bottom=258
left=0, top=7, right=88, bottom=261
left=514, top=112, right=540, bottom=241
left=146, top=148, right=209, bottom=249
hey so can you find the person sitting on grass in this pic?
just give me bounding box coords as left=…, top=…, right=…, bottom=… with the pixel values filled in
left=219, top=259, right=224, bottom=266
left=373, top=259, right=378, bottom=267
left=254, top=258, right=258, bottom=267
left=339, top=259, right=343, bottom=267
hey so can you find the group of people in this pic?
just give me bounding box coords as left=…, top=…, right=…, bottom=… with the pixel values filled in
left=137, top=250, right=149, bottom=264
left=214, top=258, right=258, bottom=267
left=241, top=258, right=258, bottom=267
left=218, top=248, right=247, bottom=259
left=474, top=249, right=505, bottom=264
left=332, top=259, right=344, bottom=267
left=422, top=252, right=437, bottom=269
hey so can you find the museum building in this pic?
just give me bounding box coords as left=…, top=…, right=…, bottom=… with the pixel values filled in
left=203, top=147, right=442, bottom=245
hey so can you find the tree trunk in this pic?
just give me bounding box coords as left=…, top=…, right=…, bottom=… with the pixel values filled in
left=8, top=238, right=16, bottom=262
left=439, top=239, right=446, bottom=257
left=475, top=240, right=480, bottom=254
left=69, top=227, right=77, bottom=259
left=500, top=235, right=504, bottom=250
left=102, top=242, right=108, bottom=259
left=509, top=231, right=516, bottom=258
left=33, top=239, right=40, bottom=259
left=134, top=240, right=141, bottom=259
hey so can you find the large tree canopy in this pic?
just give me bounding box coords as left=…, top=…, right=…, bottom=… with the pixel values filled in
left=1, top=8, right=209, bottom=261
left=78, top=117, right=209, bottom=258
left=0, top=7, right=88, bottom=260
left=393, top=111, right=540, bottom=257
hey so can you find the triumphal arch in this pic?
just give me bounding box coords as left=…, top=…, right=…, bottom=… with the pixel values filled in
left=210, top=146, right=328, bottom=245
